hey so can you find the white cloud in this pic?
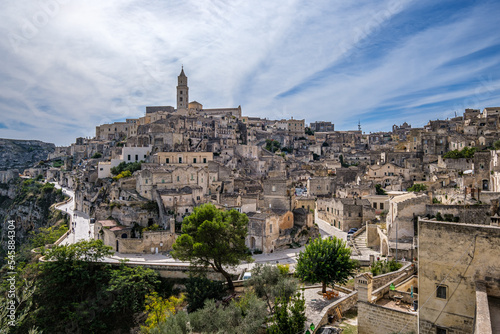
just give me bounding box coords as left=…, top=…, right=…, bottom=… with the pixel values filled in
left=0, top=0, right=498, bottom=144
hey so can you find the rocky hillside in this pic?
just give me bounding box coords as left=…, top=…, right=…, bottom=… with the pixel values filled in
left=0, top=178, right=67, bottom=261
left=0, top=138, right=55, bottom=171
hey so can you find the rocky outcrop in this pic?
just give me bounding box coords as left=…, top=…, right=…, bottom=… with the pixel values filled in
left=0, top=178, right=66, bottom=254
left=0, top=138, right=55, bottom=171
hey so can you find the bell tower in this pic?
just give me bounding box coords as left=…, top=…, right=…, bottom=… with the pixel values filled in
left=176, top=66, right=188, bottom=110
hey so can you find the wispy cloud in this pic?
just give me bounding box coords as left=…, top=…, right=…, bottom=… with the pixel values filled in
left=0, top=0, right=499, bottom=145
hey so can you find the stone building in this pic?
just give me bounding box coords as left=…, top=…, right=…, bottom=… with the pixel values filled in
left=95, top=219, right=177, bottom=254
left=418, top=218, right=500, bottom=334
left=261, top=177, right=292, bottom=211
left=310, top=121, right=334, bottom=132
left=306, top=176, right=335, bottom=197
left=317, top=197, right=375, bottom=231
left=245, top=208, right=315, bottom=253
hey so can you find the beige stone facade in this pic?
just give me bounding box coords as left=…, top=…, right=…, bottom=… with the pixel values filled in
left=418, top=219, right=500, bottom=334
left=154, top=152, right=213, bottom=165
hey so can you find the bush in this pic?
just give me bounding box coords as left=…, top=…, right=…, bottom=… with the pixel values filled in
left=91, top=152, right=102, bottom=159
left=443, top=147, right=476, bottom=159
left=407, top=183, right=427, bottom=192
left=110, top=161, right=142, bottom=176
left=112, top=170, right=132, bottom=181
left=370, top=259, right=402, bottom=276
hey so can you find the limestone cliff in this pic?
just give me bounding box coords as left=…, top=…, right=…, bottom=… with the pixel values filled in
left=0, top=178, right=67, bottom=259
left=0, top=138, right=55, bottom=171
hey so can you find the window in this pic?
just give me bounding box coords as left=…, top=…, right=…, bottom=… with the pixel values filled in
left=145, top=179, right=148, bottom=184
left=180, top=97, right=183, bottom=101
left=179, top=157, right=182, bottom=163
left=177, top=176, right=180, bottom=182
left=128, top=154, right=131, bottom=161
left=166, top=158, right=170, bottom=163
left=270, top=224, right=273, bottom=233
left=193, top=158, right=197, bottom=163
left=373, top=203, right=377, bottom=209
left=327, top=208, right=329, bottom=212
left=186, top=208, right=189, bottom=213
left=203, top=158, right=207, bottom=163
left=180, top=90, right=183, bottom=94
left=436, top=327, right=447, bottom=334
left=135, top=154, right=138, bottom=161
left=436, top=285, right=447, bottom=299
left=380, top=203, right=384, bottom=210
left=162, top=179, right=164, bottom=183
left=191, top=174, right=194, bottom=180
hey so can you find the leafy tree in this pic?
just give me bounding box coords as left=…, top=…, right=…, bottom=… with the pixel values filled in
left=110, top=161, right=142, bottom=176
left=295, top=237, right=357, bottom=293
left=30, top=223, right=68, bottom=248
left=267, top=291, right=307, bottom=334
left=246, top=264, right=298, bottom=312
left=25, top=240, right=162, bottom=333
left=443, top=147, right=476, bottom=159
left=171, top=204, right=252, bottom=291
left=142, top=292, right=186, bottom=331
left=375, top=184, right=387, bottom=195
left=91, top=152, right=103, bottom=159
left=189, top=292, right=267, bottom=334
left=494, top=139, right=500, bottom=150
left=305, top=127, right=314, bottom=136
left=185, top=275, right=227, bottom=312
left=265, top=139, right=281, bottom=153
left=407, top=183, right=427, bottom=192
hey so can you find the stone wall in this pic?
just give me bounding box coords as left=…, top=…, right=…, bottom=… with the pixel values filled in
left=418, top=219, right=500, bottom=334
left=117, top=231, right=177, bottom=254
left=425, top=204, right=490, bottom=224
left=357, top=301, right=417, bottom=334
left=313, top=290, right=358, bottom=333
left=372, top=262, right=415, bottom=290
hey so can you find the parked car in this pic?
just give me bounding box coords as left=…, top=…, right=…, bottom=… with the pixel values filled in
left=347, top=228, right=358, bottom=235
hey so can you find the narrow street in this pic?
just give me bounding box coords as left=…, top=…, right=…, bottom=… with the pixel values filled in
left=53, top=184, right=94, bottom=245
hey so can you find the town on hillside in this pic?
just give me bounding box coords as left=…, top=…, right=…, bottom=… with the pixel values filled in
left=3, top=68, right=500, bottom=333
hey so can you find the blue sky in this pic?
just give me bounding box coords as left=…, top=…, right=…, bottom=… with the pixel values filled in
left=0, top=0, right=499, bottom=145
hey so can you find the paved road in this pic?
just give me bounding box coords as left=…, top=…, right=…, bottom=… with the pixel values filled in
left=53, top=184, right=94, bottom=245
left=315, top=210, right=348, bottom=241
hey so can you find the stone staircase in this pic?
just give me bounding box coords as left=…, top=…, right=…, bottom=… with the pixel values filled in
left=351, top=229, right=379, bottom=260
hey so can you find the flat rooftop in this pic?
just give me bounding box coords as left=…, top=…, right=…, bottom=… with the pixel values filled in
left=376, top=298, right=417, bottom=314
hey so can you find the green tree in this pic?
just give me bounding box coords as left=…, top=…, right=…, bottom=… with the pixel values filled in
left=295, top=237, right=357, bottom=293
left=375, top=184, right=387, bottom=195
left=494, top=140, right=500, bottom=150
left=27, top=240, right=162, bottom=333
left=91, top=152, right=102, bottom=159
left=185, top=275, right=227, bottom=312
left=443, top=147, right=476, bottom=159
left=189, top=292, right=267, bottom=334
left=110, top=161, right=142, bottom=176
left=265, top=139, right=281, bottom=153
left=246, top=264, right=298, bottom=312
left=267, top=291, right=307, bottom=334
left=171, top=204, right=252, bottom=291
left=407, top=183, right=427, bottom=192
left=142, top=292, right=185, bottom=331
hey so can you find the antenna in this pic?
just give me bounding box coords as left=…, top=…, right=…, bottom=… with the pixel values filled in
left=358, top=120, right=361, bottom=132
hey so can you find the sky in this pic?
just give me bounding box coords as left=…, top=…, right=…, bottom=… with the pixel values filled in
left=0, top=0, right=499, bottom=146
